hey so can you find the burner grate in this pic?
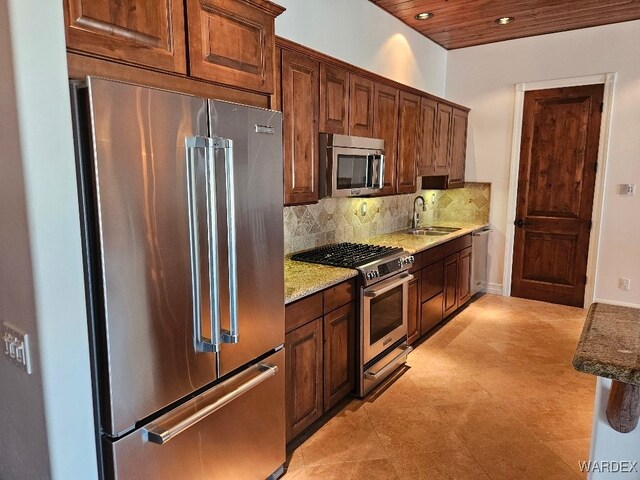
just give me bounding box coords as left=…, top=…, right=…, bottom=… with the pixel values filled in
left=291, top=242, right=403, bottom=268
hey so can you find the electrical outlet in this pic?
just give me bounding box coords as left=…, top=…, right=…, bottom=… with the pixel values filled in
left=619, top=278, right=631, bottom=291
left=618, top=184, right=636, bottom=196
left=2, top=323, right=32, bottom=374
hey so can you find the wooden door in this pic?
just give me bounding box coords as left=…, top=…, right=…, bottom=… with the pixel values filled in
left=63, top=0, right=187, bottom=73
left=320, top=64, right=349, bottom=134
left=448, top=108, right=468, bottom=188
left=511, top=85, right=604, bottom=307
left=458, top=246, right=472, bottom=305
left=323, top=303, right=355, bottom=411
left=281, top=50, right=319, bottom=205
left=186, top=0, right=282, bottom=93
left=433, top=103, right=453, bottom=176
left=349, top=75, right=374, bottom=137
left=396, top=91, right=421, bottom=194
left=407, top=271, right=421, bottom=345
left=285, top=318, right=323, bottom=442
left=373, top=83, right=399, bottom=196
left=417, top=97, right=438, bottom=176
left=443, top=253, right=458, bottom=317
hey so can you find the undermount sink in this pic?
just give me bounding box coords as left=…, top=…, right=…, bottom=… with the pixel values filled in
left=406, top=226, right=461, bottom=236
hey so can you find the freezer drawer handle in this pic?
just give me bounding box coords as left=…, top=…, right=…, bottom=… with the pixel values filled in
left=186, top=136, right=221, bottom=353
left=144, top=362, right=278, bottom=445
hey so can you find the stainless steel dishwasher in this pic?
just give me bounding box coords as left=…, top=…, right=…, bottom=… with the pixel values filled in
left=471, top=227, right=492, bottom=295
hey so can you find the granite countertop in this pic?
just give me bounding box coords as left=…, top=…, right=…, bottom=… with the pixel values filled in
left=573, top=303, right=640, bottom=385
left=364, top=221, right=489, bottom=255
left=284, top=221, right=488, bottom=304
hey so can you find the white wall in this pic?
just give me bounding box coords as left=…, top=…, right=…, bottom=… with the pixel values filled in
left=446, top=20, right=640, bottom=307
left=275, top=0, right=447, bottom=97
left=1, top=0, right=98, bottom=478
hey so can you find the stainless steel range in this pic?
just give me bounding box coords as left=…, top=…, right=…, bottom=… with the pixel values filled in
left=291, top=243, right=414, bottom=396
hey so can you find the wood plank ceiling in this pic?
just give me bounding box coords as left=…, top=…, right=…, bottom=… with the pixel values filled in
left=369, top=0, right=640, bottom=49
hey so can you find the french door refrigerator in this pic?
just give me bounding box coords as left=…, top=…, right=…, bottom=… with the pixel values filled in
left=71, top=77, right=285, bottom=480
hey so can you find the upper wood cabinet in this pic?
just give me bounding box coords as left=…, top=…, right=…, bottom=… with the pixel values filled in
left=417, top=97, right=437, bottom=176
left=63, top=0, right=187, bottom=73
left=396, top=91, right=421, bottom=194
left=282, top=50, right=320, bottom=205
left=186, top=0, right=283, bottom=94
left=349, top=75, right=375, bottom=137
left=373, top=83, right=399, bottom=196
left=449, top=108, right=468, bottom=188
left=319, top=64, right=350, bottom=134
left=434, top=103, right=454, bottom=176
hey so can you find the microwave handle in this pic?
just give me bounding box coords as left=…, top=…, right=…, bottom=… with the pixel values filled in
left=377, top=154, right=385, bottom=188
left=368, top=154, right=384, bottom=189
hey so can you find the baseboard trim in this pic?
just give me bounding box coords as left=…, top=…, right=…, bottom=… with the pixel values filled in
left=592, top=298, right=640, bottom=309
left=486, top=283, right=503, bottom=295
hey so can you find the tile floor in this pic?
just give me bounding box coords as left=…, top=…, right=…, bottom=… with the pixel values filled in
left=282, top=294, right=595, bottom=479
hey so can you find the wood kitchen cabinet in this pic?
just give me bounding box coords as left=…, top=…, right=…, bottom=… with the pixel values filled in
left=443, top=253, right=459, bottom=318
left=417, top=97, right=438, bottom=176
left=457, top=246, right=472, bottom=305
left=448, top=108, right=468, bottom=188
left=373, top=83, right=399, bottom=196
left=63, top=0, right=188, bottom=74
left=396, top=91, right=421, bottom=194
left=282, top=50, right=320, bottom=205
left=323, top=303, right=355, bottom=411
left=320, top=64, right=350, bottom=134
left=285, top=280, right=355, bottom=443
left=434, top=103, right=454, bottom=177
left=407, top=271, right=421, bottom=345
left=349, top=75, right=375, bottom=137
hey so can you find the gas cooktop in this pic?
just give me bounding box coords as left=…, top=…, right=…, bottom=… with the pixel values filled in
left=291, top=242, right=403, bottom=268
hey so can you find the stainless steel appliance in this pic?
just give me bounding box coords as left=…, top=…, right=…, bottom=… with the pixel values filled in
left=291, top=243, right=414, bottom=397
left=71, top=77, right=285, bottom=480
left=472, top=227, right=492, bottom=295
left=319, top=133, right=385, bottom=197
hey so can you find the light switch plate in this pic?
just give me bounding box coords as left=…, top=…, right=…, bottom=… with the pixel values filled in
left=3, top=322, right=32, bottom=374
left=618, top=184, right=636, bottom=196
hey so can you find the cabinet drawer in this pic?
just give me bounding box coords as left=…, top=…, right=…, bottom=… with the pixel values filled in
left=421, top=260, right=444, bottom=302
left=409, top=252, right=423, bottom=273
left=285, top=293, right=323, bottom=333
left=458, top=234, right=472, bottom=250
left=323, top=280, right=355, bottom=314
left=421, top=293, right=443, bottom=336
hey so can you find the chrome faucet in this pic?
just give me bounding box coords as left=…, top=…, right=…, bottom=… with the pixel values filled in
left=412, top=196, right=426, bottom=230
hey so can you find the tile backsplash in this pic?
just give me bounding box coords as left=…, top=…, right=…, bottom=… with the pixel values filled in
left=284, top=182, right=490, bottom=254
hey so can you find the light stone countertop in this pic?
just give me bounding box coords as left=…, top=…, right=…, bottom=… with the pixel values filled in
left=573, top=303, right=640, bottom=385
left=284, top=221, right=489, bottom=304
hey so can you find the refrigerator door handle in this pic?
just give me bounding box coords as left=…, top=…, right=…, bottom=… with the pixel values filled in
left=186, top=136, right=221, bottom=353
left=144, top=362, right=278, bottom=445
left=212, top=137, right=239, bottom=345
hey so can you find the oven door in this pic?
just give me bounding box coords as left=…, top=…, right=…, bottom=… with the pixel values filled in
left=362, top=272, right=412, bottom=364
left=331, top=147, right=384, bottom=197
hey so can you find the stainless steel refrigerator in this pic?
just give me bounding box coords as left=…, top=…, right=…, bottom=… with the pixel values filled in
left=71, top=77, right=285, bottom=480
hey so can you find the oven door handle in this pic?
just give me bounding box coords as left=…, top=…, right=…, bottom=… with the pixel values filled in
left=364, top=273, right=413, bottom=298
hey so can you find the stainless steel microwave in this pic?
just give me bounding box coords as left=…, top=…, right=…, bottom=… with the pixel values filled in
left=319, top=133, right=385, bottom=197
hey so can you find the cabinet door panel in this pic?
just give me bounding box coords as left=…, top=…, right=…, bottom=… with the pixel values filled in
left=443, top=253, right=459, bottom=318
left=285, top=318, right=323, bottom=442
left=449, top=108, right=468, bottom=188
left=323, top=303, right=355, bottom=411
left=421, top=260, right=444, bottom=302
left=407, top=271, right=421, bottom=345
left=421, top=292, right=443, bottom=335
left=349, top=75, right=374, bottom=137
left=320, top=64, right=349, bottom=134
left=186, top=0, right=281, bottom=93
left=397, top=91, right=421, bottom=194
left=434, top=104, right=453, bottom=176
left=373, top=83, right=399, bottom=196
left=458, top=246, right=472, bottom=305
left=282, top=50, right=319, bottom=205
left=64, top=0, right=187, bottom=73
left=418, top=97, right=437, bottom=176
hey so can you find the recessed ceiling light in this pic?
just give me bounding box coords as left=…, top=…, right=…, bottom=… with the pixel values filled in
left=495, top=16, right=515, bottom=25
left=414, top=12, right=434, bottom=20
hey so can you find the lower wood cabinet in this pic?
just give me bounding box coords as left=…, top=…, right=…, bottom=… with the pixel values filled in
left=285, top=280, right=355, bottom=442
left=421, top=292, right=443, bottom=335
left=407, top=271, right=421, bottom=345
left=443, top=253, right=459, bottom=318
left=285, top=317, right=323, bottom=441
left=323, top=303, right=355, bottom=411
left=458, top=246, right=472, bottom=305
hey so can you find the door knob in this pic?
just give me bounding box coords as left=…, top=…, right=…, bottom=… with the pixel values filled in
left=514, top=218, right=527, bottom=228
